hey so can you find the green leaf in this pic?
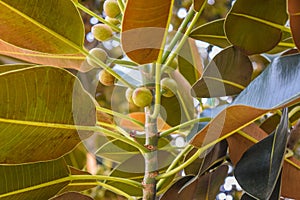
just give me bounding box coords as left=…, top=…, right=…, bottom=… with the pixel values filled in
left=0, top=0, right=84, bottom=54
left=190, top=53, right=300, bottom=148
left=234, top=109, right=289, bottom=199
left=0, top=66, right=96, bottom=164
left=190, top=19, right=231, bottom=48
left=0, top=158, right=70, bottom=199
left=192, top=46, right=253, bottom=98
left=51, top=192, right=93, bottom=200
left=0, top=39, right=88, bottom=71
left=121, top=0, right=173, bottom=64
left=190, top=19, right=294, bottom=54
left=179, top=165, right=228, bottom=200
left=0, top=63, right=36, bottom=73
left=63, top=144, right=88, bottom=170
left=225, top=0, right=288, bottom=55
left=184, top=140, right=227, bottom=176
left=178, top=38, right=203, bottom=85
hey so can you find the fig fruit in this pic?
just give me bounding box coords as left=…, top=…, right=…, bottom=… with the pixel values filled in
left=104, top=0, right=121, bottom=18
left=87, top=48, right=108, bottom=68
left=99, top=69, right=115, bottom=86
left=132, top=87, right=153, bottom=107
left=92, top=24, right=113, bottom=42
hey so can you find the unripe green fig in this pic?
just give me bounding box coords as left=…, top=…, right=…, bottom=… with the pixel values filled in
left=125, top=88, right=134, bottom=103
left=105, top=16, right=120, bottom=26
left=104, top=0, right=121, bottom=18
left=132, top=87, right=153, bottom=107
left=92, top=24, right=113, bottom=42
left=99, top=69, right=115, bottom=86
left=161, top=77, right=177, bottom=97
left=87, top=48, right=108, bottom=68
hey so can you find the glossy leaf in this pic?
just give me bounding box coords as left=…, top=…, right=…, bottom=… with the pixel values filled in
left=184, top=140, right=227, bottom=176
left=106, top=151, right=175, bottom=196
left=192, top=46, right=253, bottom=98
left=178, top=165, right=228, bottom=200
left=160, top=176, right=194, bottom=200
left=190, top=19, right=230, bottom=48
left=241, top=172, right=281, bottom=200
left=227, top=123, right=300, bottom=199
left=227, top=124, right=268, bottom=165
left=51, top=192, right=93, bottom=200
left=0, top=0, right=84, bottom=54
left=225, top=0, right=288, bottom=55
left=0, top=40, right=89, bottom=71
left=234, top=109, right=288, bottom=199
left=178, top=38, right=203, bottom=85
left=193, top=0, right=206, bottom=12
left=0, top=66, right=96, bottom=164
left=190, top=54, right=300, bottom=148
left=121, top=0, right=172, bottom=64
left=288, top=0, right=300, bottom=50
left=0, top=158, right=70, bottom=199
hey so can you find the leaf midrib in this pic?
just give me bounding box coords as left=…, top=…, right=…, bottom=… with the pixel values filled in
left=230, top=12, right=290, bottom=33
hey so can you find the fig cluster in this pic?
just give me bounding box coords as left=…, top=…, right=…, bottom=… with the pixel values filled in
left=125, top=77, right=178, bottom=108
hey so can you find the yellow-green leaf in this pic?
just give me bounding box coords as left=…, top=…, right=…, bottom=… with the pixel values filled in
left=0, top=158, right=70, bottom=199
left=0, top=39, right=89, bottom=71
left=190, top=19, right=230, bottom=48
left=0, top=0, right=84, bottom=54
left=51, top=192, right=93, bottom=200
left=178, top=38, right=203, bottom=85
left=0, top=65, right=96, bottom=164
left=225, top=0, right=288, bottom=55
